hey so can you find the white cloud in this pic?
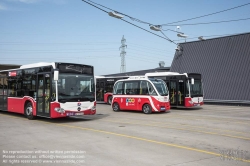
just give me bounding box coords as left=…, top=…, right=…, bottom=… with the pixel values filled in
left=5, top=0, right=68, bottom=4
left=5, top=0, right=41, bottom=4
left=50, top=0, right=67, bottom=5
left=19, top=0, right=40, bottom=3
left=0, top=3, right=8, bottom=10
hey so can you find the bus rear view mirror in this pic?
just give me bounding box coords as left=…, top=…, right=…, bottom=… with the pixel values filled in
left=54, top=70, right=59, bottom=81
left=191, top=78, right=194, bottom=85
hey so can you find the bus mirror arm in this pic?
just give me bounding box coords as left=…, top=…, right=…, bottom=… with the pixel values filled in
left=188, top=77, right=194, bottom=85
left=191, top=78, right=194, bottom=85
left=54, top=70, right=59, bottom=81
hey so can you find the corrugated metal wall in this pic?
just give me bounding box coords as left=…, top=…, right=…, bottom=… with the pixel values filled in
left=170, top=33, right=250, bottom=102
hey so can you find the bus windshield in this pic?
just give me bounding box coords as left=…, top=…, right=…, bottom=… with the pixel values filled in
left=190, top=79, right=203, bottom=97
left=57, top=74, right=95, bottom=102
left=150, top=79, right=169, bottom=96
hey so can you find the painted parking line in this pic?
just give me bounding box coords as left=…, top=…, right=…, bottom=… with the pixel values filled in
left=0, top=114, right=249, bottom=163
left=102, top=119, right=250, bottom=141
left=104, top=117, right=250, bottom=136
left=48, top=122, right=250, bottom=163
left=158, top=114, right=250, bottom=125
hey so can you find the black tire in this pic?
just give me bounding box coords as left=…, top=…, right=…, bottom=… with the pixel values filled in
left=142, top=104, right=152, bottom=114
left=112, top=102, right=120, bottom=112
left=25, top=102, right=35, bottom=120
left=108, top=96, right=112, bottom=105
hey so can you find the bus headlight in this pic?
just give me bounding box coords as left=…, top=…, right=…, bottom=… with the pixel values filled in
left=91, top=106, right=96, bottom=111
left=188, top=101, right=194, bottom=105
left=54, top=107, right=65, bottom=113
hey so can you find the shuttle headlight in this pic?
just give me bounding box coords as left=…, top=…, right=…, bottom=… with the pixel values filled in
left=157, top=97, right=168, bottom=102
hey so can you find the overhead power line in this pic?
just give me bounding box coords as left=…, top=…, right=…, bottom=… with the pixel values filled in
left=172, top=32, right=244, bottom=42
left=162, top=17, right=250, bottom=26
left=119, top=18, right=176, bottom=44
left=86, top=0, right=151, bottom=25
left=82, top=0, right=250, bottom=45
left=85, top=0, right=250, bottom=28
left=82, top=0, right=175, bottom=44
left=161, top=2, right=250, bottom=25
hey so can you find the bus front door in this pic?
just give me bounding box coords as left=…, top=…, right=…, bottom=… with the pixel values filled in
left=36, top=73, right=51, bottom=117
left=177, top=80, right=185, bottom=107
left=96, top=81, right=105, bottom=102
left=169, top=80, right=177, bottom=107
left=0, top=77, right=7, bottom=111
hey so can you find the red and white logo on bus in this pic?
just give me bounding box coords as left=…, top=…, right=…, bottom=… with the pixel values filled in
left=126, top=98, right=135, bottom=106
left=8, top=71, right=17, bottom=77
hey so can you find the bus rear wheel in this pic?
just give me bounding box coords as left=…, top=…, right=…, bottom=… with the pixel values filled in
left=112, top=102, right=120, bottom=112
left=25, top=102, right=35, bottom=120
left=142, top=104, right=152, bottom=114
left=108, top=96, right=112, bottom=105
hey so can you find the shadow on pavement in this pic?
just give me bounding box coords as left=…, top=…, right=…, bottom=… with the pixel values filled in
left=0, top=111, right=109, bottom=124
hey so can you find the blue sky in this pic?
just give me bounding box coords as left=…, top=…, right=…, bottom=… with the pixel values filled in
left=1, top=0, right=250, bottom=75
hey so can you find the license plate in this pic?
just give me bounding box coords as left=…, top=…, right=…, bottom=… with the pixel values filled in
left=75, top=112, right=84, bottom=116
left=160, top=107, right=166, bottom=111
left=194, top=104, right=200, bottom=106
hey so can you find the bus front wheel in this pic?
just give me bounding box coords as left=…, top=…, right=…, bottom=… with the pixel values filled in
left=142, top=104, right=152, bottom=114
left=25, top=102, right=35, bottom=120
left=112, top=103, right=120, bottom=112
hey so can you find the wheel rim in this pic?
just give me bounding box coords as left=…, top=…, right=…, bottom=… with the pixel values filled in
left=113, top=103, right=118, bottom=111
left=26, top=106, right=32, bottom=115
left=143, top=105, right=149, bottom=113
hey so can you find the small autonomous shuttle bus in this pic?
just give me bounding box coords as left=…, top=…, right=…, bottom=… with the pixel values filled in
left=111, top=76, right=170, bottom=114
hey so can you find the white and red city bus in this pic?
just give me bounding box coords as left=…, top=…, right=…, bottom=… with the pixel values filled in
left=145, top=72, right=204, bottom=108
left=95, top=76, right=129, bottom=104
left=0, top=62, right=96, bottom=119
left=112, top=76, right=170, bottom=114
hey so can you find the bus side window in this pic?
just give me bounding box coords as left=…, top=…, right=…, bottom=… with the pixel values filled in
left=125, top=81, right=138, bottom=95
left=133, top=81, right=139, bottom=95
left=140, top=81, right=148, bottom=95
left=8, top=79, right=17, bottom=97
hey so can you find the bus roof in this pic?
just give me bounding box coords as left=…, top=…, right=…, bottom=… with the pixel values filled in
left=20, top=62, right=56, bottom=69
left=128, top=76, right=146, bottom=79
left=145, top=72, right=188, bottom=77
left=115, top=76, right=164, bottom=82
left=95, top=75, right=130, bottom=79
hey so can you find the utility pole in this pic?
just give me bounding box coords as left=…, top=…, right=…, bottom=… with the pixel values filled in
left=120, top=35, right=127, bottom=73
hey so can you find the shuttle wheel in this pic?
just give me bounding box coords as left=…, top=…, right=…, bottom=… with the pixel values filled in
left=142, top=104, right=152, bottom=114
left=112, top=103, right=120, bottom=112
